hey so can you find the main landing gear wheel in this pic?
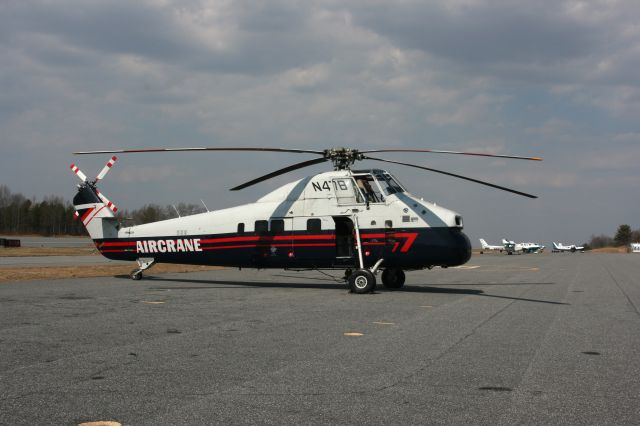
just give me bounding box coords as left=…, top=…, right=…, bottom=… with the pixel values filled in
left=348, top=269, right=376, bottom=294
left=131, top=270, right=143, bottom=280
left=381, top=268, right=406, bottom=290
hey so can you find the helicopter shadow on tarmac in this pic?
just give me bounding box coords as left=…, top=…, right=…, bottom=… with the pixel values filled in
left=115, top=275, right=567, bottom=305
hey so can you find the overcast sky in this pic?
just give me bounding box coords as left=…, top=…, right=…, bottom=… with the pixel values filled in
left=1, top=0, right=639, bottom=246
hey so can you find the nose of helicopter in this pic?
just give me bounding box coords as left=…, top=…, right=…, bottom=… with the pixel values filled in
left=446, top=229, right=472, bottom=266
left=420, top=228, right=472, bottom=267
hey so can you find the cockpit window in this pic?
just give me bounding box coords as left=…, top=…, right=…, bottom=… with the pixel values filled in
left=354, top=175, right=384, bottom=203
left=375, top=173, right=405, bottom=196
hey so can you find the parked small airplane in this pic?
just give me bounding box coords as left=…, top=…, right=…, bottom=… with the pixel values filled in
left=552, top=242, right=584, bottom=253
left=479, top=238, right=503, bottom=254
left=502, top=239, right=544, bottom=254
left=520, top=241, right=545, bottom=253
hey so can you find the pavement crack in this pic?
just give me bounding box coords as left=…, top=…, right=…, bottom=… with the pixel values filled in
left=373, top=285, right=532, bottom=394
left=602, top=262, right=640, bottom=317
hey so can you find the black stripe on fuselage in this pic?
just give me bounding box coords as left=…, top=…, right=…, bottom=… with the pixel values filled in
left=94, top=227, right=471, bottom=269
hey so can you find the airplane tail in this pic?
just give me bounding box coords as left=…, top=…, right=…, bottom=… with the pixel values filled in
left=70, top=158, right=120, bottom=240
left=552, top=242, right=560, bottom=250
left=479, top=238, right=489, bottom=248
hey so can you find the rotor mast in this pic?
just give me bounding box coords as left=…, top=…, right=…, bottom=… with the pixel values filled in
left=324, top=147, right=363, bottom=170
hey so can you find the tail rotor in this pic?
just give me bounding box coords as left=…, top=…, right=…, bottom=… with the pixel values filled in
left=70, top=164, right=89, bottom=183
left=95, top=155, right=118, bottom=182
left=95, top=188, right=118, bottom=213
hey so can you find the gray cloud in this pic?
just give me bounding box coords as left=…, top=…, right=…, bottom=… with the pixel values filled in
left=349, top=1, right=598, bottom=65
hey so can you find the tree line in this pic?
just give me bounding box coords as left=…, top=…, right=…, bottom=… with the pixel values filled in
left=588, top=224, right=640, bottom=249
left=0, top=185, right=205, bottom=236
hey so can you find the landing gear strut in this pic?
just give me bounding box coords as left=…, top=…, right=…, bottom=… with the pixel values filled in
left=381, top=268, right=405, bottom=289
left=130, top=258, right=156, bottom=280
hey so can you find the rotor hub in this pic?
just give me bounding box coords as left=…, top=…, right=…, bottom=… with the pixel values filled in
left=323, top=147, right=363, bottom=170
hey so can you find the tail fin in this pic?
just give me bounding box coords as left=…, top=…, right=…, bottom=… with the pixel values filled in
left=69, top=158, right=120, bottom=240
left=479, top=238, right=488, bottom=248
left=73, top=185, right=119, bottom=240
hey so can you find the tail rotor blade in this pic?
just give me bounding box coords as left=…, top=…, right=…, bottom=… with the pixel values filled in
left=363, top=155, right=538, bottom=198
left=96, top=156, right=118, bottom=182
left=70, top=164, right=88, bottom=182
left=95, top=189, right=118, bottom=213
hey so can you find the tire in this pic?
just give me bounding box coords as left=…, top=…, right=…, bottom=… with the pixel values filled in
left=131, top=271, right=142, bottom=280
left=348, top=270, right=376, bottom=294
left=381, top=268, right=405, bottom=290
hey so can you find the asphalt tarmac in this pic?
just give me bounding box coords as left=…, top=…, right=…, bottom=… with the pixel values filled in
left=1, top=253, right=639, bottom=425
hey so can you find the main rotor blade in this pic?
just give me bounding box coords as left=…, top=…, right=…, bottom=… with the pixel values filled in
left=73, top=147, right=325, bottom=155
left=230, top=157, right=329, bottom=191
left=363, top=155, right=538, bottom=198
left=360, top=149, right=542, bottom=161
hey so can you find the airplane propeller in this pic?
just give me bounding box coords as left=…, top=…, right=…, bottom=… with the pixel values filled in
left=74, top=146, right=542, bottom=198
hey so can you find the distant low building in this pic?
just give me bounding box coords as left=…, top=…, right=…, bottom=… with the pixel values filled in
left=631, top=243, right=640, bottom=253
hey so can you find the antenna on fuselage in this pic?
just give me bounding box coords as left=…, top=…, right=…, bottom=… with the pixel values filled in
left=200, top=199, right=210, bottom=212
left=172, top=205, right=181, bottom=218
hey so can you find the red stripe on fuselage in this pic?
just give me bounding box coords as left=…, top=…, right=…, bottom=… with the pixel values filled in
left=84, top=206, right=106, bottom=226
left=101, top=241, right=136, bottom=247
left=200, top=234, right=335, bottom=244
left=201, top=243, right=335, bottom=251
left=97, top=232, right=419, bottom=253
left=80, top=208, right=94, bottom=223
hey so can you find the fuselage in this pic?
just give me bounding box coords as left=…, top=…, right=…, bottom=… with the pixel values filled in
left=82, top=169, right=472, bottom=270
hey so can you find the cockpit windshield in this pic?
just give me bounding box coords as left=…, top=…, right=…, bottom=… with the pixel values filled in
left=375, top=173, right=405, bottom=196
left=354, top=175, right=384, bottom=203
left=353, top=172, right=405, bottom=203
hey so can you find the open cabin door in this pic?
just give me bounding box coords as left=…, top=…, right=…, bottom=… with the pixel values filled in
left=333, top=216, right=356, bottom=267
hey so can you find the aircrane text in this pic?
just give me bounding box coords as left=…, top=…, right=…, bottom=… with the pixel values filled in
left=136, top=238, right=202, bottom=254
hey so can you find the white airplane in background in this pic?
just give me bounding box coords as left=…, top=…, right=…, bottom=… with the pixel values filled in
left=479, top=238, right=504, bottom=254
left=520, top=241, right=545, bottom=253
left=502, top=239, right=544, bottom=254
left=502, top=239, right=523, bottom=254
left=552, top=242, right=584, bottom=253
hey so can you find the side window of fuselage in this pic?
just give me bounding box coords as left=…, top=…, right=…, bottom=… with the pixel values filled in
left=255, top=220, right=268, bottom=235
left=270, top=219, right=285, bottom=234
left=307, top=218, right=321, bottom=232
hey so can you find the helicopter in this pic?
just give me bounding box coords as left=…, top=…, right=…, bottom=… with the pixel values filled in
left=70, top=147, right=541, bottom=293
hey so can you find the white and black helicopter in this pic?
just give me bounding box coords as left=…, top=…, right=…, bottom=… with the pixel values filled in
left=70, top=147, right=541, bottom=293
